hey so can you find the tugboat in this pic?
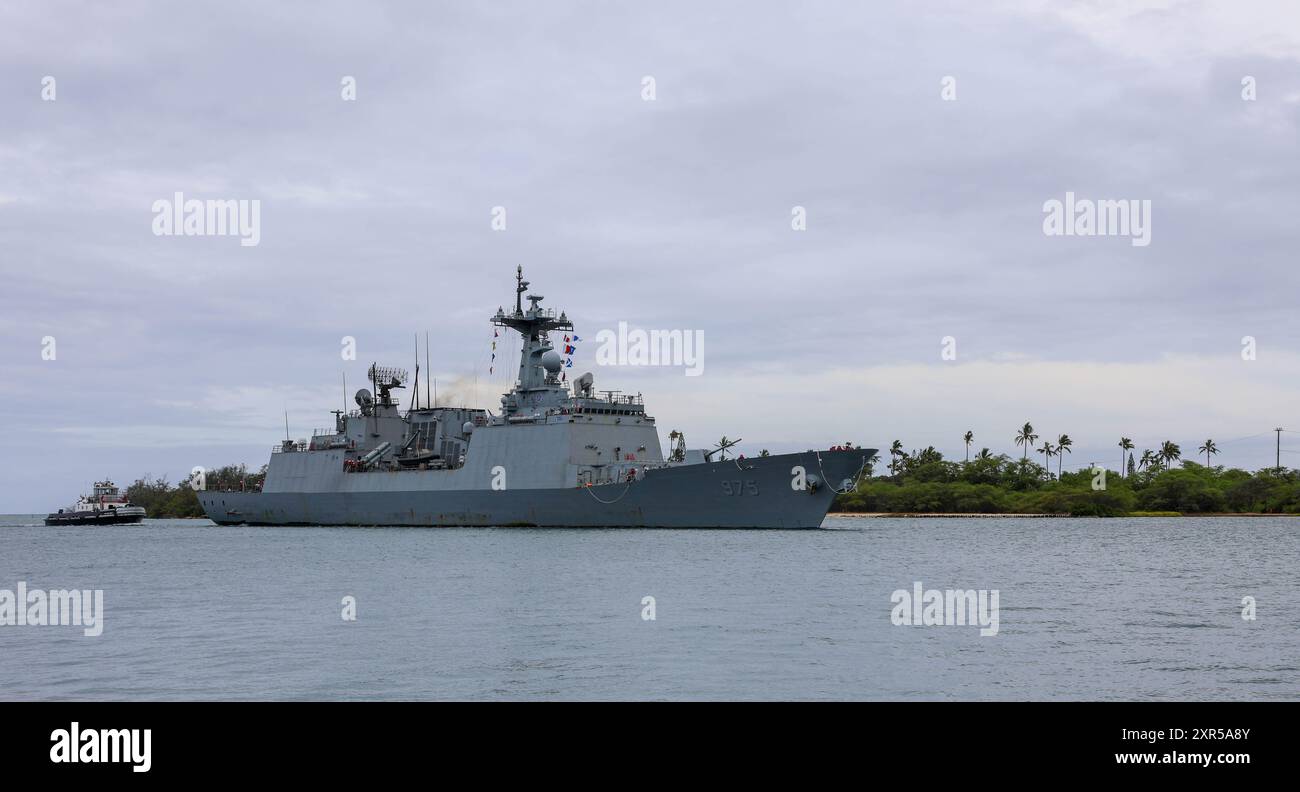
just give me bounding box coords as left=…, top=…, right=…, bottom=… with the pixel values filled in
left=45, top=481, right=147, bottom=526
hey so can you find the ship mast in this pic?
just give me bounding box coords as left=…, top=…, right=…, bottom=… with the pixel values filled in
left=491, top=266, right=573, bottom=408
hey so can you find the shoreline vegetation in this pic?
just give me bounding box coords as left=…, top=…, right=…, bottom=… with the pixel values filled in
left=125, top=465, right=265, bottom=519
left=122, top=426, right=1300, bottom=519
left=828, top=511, right=1293, bottom=518
left=829, top=427, right=1300, bottom=517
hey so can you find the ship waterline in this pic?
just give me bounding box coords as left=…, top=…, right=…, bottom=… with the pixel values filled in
left=199, top=268, right=873, bottom=528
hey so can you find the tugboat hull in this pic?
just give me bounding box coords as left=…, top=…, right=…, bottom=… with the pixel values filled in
left=45, top=508, right=146, bottom=526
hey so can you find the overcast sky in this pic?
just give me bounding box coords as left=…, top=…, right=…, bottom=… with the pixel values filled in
left=2, top=1, right=1298, bottom=511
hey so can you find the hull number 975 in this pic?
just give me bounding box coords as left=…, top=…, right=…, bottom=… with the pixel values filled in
left=722, top=479, right=759, bottom=496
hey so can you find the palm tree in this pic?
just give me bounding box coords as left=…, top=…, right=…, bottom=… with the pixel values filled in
left=889, top=440, right=903, bottom=476
left=1039, top=442, right=1055, bottom=478
left=1056, top=434, right=1072, bottom=477
left=1118, top=437, right=1133, bottom=478
left=1138, top=449, right=1154, bottom=472
left=1198, top=438, right=1218, bottom=467
left=1015, top=422, right=1038, bottom=460
left=963, top=430, right=974, bottom=462
left=1159, top=440, right=1181, bottom=471
left=716, top=436, right=734, bottom=461
left=974, top=447, right=993, bottom=460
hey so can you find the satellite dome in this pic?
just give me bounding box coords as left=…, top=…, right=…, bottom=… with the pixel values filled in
left=541, top=350, right=563, bottom=373
left=354, top=388, right=374, bottom=407
left=462, top=421, right=475, bottom=434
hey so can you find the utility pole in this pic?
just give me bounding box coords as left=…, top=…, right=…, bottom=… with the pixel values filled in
left=1276, top=427, right=1284, bottom=471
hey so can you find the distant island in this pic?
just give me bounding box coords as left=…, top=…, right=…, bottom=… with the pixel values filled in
left=125, top=427, right=1299, bottom=519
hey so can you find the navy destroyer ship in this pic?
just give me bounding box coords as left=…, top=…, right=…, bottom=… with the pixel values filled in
left=46, top=481, right=147, bottom=525
left=199, top=269, right=873, bottom=528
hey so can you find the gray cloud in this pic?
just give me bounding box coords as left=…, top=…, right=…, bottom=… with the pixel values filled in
left=1, top=1, right=1297, bottom=509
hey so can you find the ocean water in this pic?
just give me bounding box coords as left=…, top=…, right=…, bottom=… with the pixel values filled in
left=0, top=514, right=1296, bottom=701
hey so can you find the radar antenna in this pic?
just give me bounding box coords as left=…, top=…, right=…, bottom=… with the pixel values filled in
left=368, top=364, right=408, bottom=405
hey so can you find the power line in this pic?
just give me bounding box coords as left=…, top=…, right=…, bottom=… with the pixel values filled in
left=1216, top=431, right=1274, bottom=444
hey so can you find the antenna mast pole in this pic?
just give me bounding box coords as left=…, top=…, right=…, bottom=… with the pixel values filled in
left=411, top=334, right=419, bottom=411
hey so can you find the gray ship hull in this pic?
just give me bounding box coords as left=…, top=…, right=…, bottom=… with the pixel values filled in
left=198, top=449, right=869, bottom=528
